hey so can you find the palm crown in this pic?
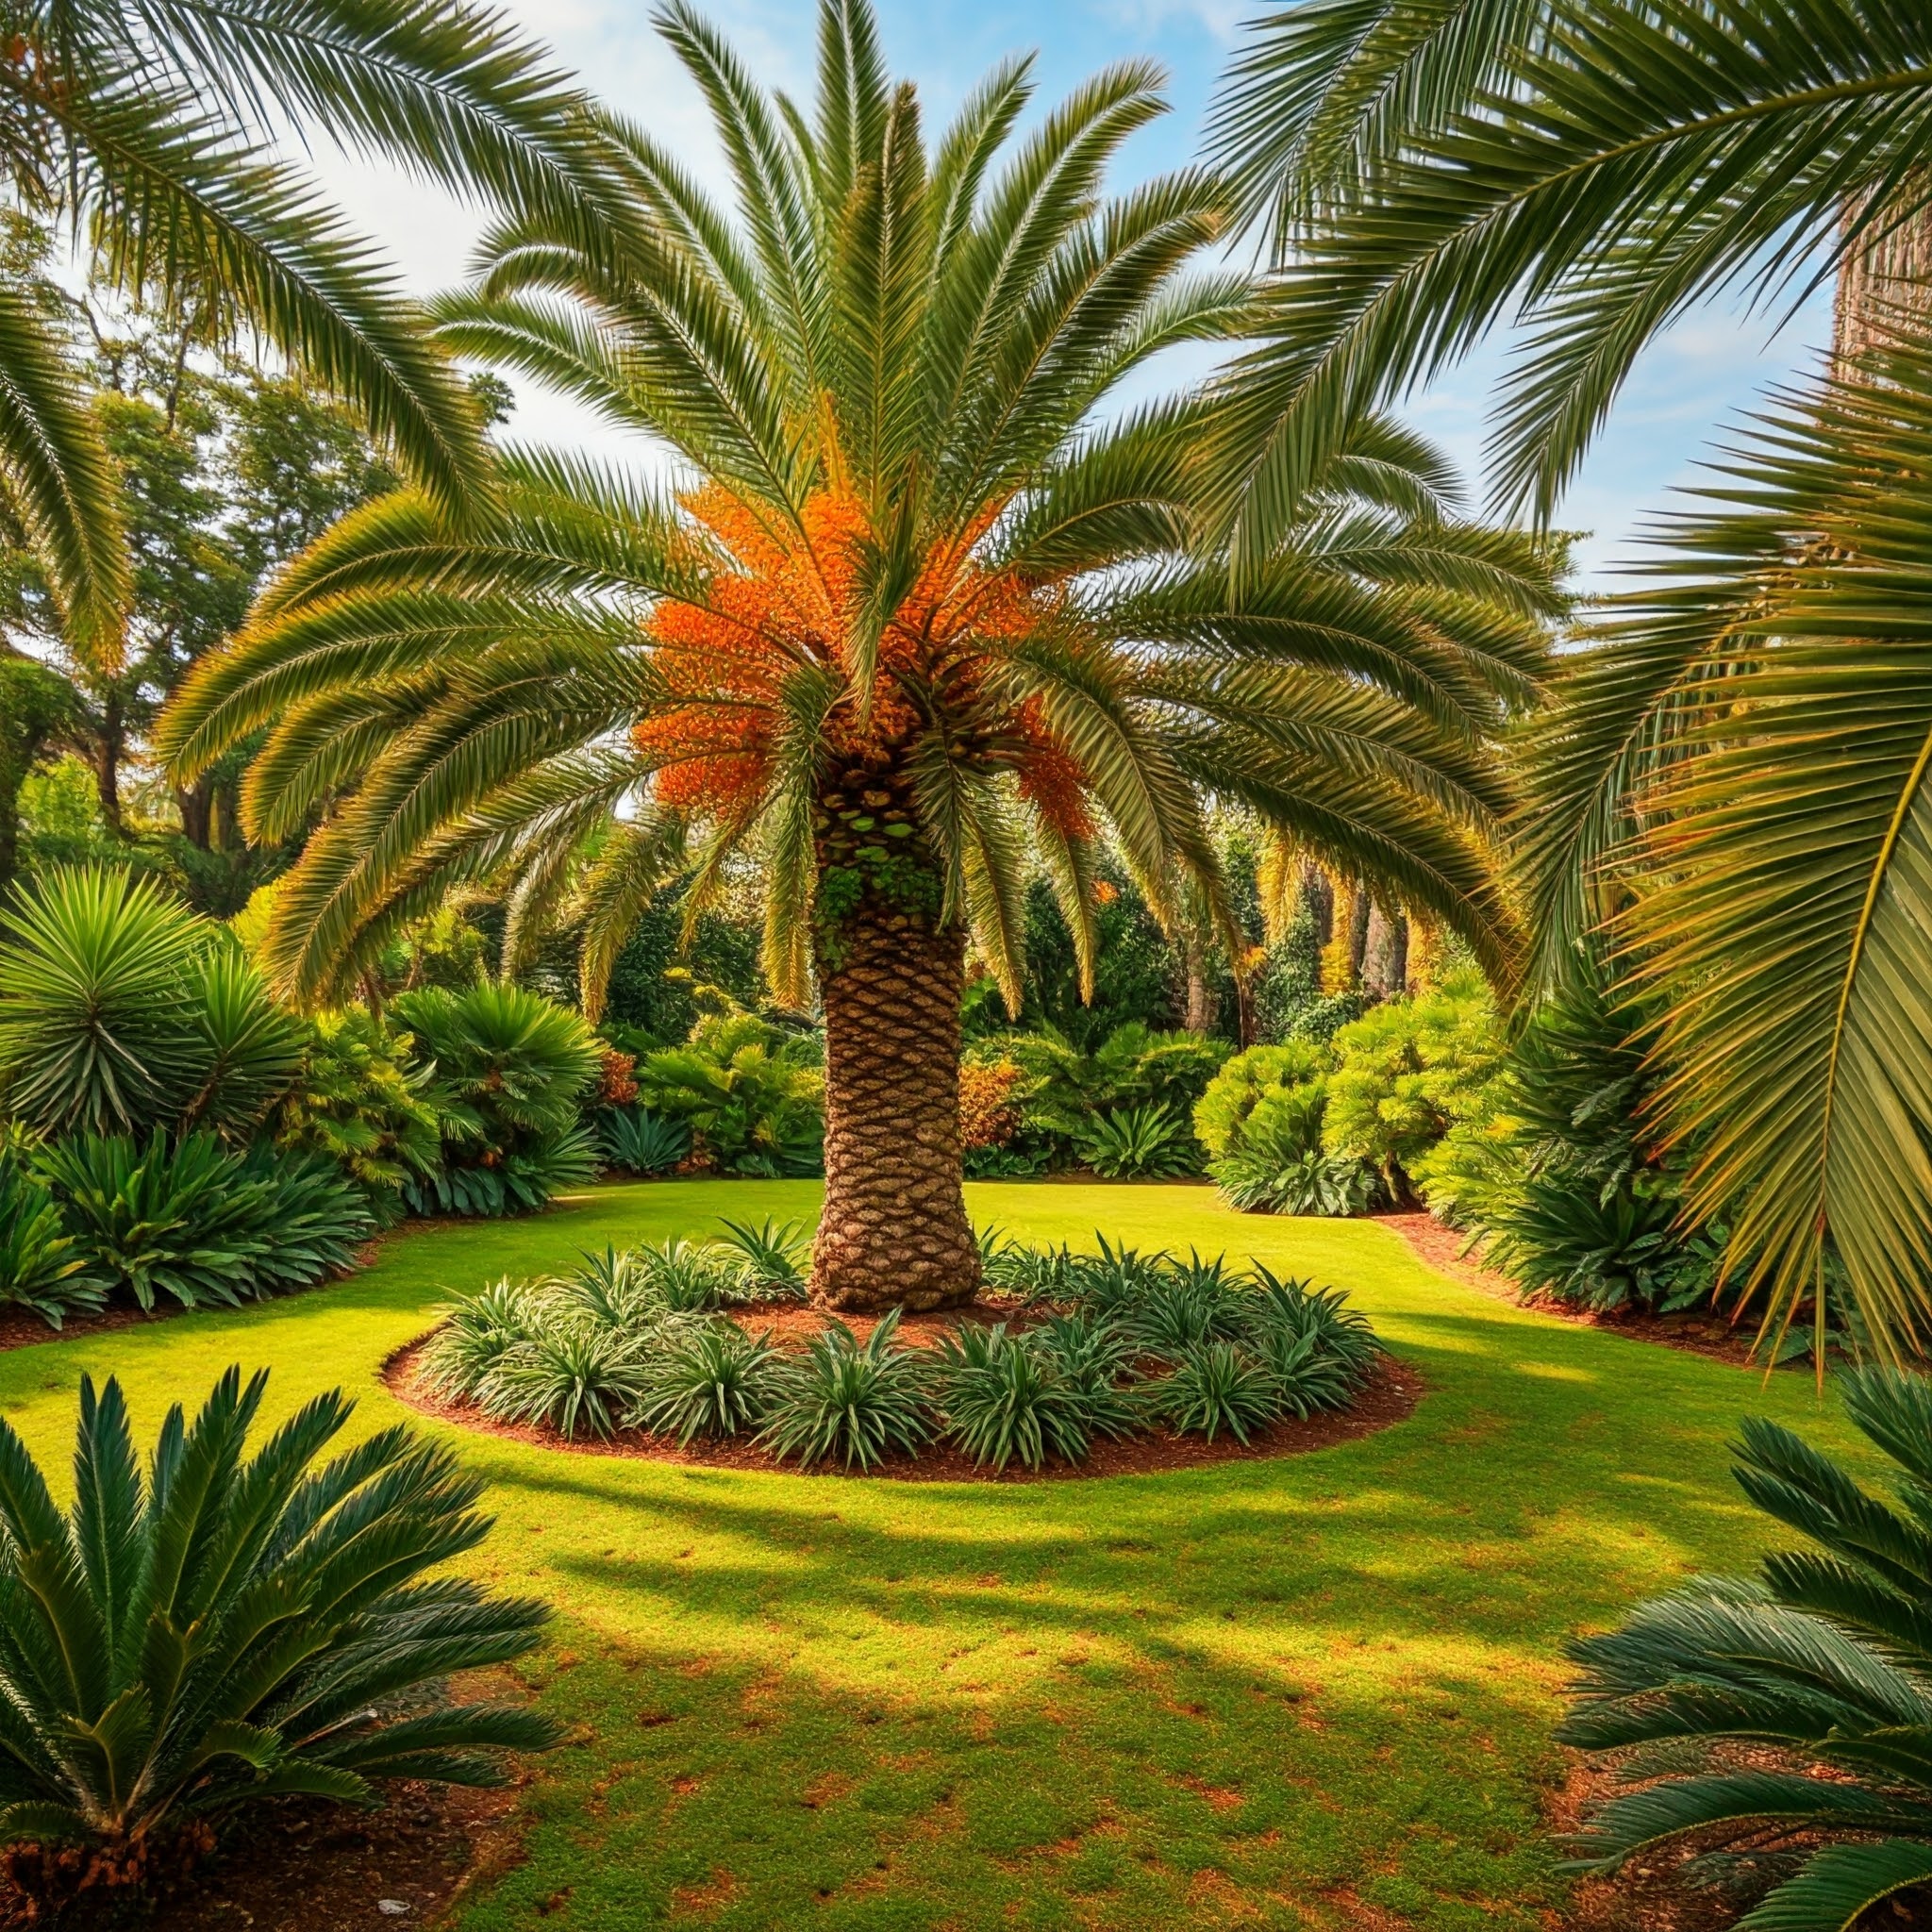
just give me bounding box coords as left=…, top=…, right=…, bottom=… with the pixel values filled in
left=0, top=0, right=624, bottom=657
left=162, top=0, right=1561, bottom=1308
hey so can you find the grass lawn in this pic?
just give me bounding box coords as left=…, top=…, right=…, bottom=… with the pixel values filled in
left=0, top=1182, right=1865, bottom=1930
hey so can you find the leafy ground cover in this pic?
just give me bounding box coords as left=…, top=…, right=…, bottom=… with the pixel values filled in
left=0, top=1182, right=1867, bottom=1931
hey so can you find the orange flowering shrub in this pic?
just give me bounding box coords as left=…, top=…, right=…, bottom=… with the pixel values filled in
left=959, top=1058, right=1024, bottom=1151
left=596, top=1047, right=639, bottom=1108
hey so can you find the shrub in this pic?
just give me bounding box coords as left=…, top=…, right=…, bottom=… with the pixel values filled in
left=631, top=1322, right=782, bottom=1445
left=34, top=1130, right=372, bottom=1311
left=394, top=983, right=602, bottom=1217
left=418, top=1278, right=540, bottom=1400
left=636, top=1013, right=824, bottom=1177
left=274, top=1007, right=442, bottom=1209
left=177, top=942, right=304, bottom=1137
left=757, top=1312, right=934, bottom=1470
left=1560, top=1368, right=1932, bottom=1926
left=0, top=1138, right=104, bottom=1326
left=480, top=1322, right=653, bottom=1441
left=1151, top=1339, right=1281, bottom=1444
left=1004, top=1023, right=1227, bottom=1158
left=1246, top=1266, right=1383, bottom=1383
left=1116, top=1269, right=1249, bottom=1359
left=632, top=1236, right=749, bottom=1313
left=1322, top=974, right=1503, bottom=1200
left=1193, top=1041, right=1334, bottom=1158
left=1028, top=1311, right=1142, bottom=1440
left=0, top=1369, right=558, bottom=1908
left=959, top=1058, right=1024, bottom=1151
left=1071, top=1103, right=1198, bottom=1178
left=597, top=1106, right=690, bottom=1176
left=931, top=1323, right=1094, bottom=1471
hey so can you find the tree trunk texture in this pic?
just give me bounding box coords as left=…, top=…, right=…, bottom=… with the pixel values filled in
left=809, top=891, right=981, bottom=1313
left=1361, top=902, right=1409, bottom=1002
left=1835, top=198, right=1932, bottom=370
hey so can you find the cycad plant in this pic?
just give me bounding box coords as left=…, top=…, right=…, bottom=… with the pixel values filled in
left=160, top=0, right=1561, bottom=1311
left=0, top=1368, right=557, bottom=1911
left=0, top=0, right=620, bottom=658
left=1561, top=1367, right=1932, bottom=1928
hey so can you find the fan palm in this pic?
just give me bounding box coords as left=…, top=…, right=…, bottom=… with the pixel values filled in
left=1203, top=0, right=1932, bottom=547
left=159, top=0, right=1563, bottom=1311
left=0, top=0, right=623, bottom=660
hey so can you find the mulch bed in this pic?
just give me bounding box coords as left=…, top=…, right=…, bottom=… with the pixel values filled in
left=1380, top=1213, right=1775, bottom=1369
left=384, top=1304, right=1423, bottom=1482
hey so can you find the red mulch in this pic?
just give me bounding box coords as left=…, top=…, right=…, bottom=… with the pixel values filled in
left=384, top=1315, right=1422, bottom=1482
left=1380, top=1212, right=1774, bottom=1369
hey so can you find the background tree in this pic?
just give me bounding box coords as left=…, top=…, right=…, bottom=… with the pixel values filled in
left=0, top=652, right=75, bottom=895
left=162, top=0, right=1562, bottom=1311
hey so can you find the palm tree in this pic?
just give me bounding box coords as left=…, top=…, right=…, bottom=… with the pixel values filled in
left=0, top=0, right=624, bottom=661
left=1201, top=0, right=1932, bottom=545
left=159, top=0, right=1563, bottom=1312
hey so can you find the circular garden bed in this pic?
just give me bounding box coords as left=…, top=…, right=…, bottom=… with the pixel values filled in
left=389, top=1223, right=1421, bottom=1480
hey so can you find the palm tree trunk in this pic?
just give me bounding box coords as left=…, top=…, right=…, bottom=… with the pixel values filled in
left=1835, top=197, right=1932, bottom=369
left=810, top=891, right=981, bottom=1312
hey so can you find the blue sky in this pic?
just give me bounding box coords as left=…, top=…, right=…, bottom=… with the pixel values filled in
left=324, top=0, right=1835, bottom=589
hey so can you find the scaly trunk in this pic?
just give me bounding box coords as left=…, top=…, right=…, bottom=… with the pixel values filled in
left=1835, top=197, right=1932, bottom=371
left=809, top=888, right=980, bottom=1313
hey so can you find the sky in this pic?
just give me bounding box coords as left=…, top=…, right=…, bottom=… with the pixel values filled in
left=317, top=0, right=1836, bottom=591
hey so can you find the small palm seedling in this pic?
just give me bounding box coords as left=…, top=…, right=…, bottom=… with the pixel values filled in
left=713, top=1217, right=812, bottom=1300
left=478, top=1323, right=652, bottom=1441
left=0, top=1369, right=558, bottom=1911
left=1071, top=1105, right=1198, bottom=1179
left=631, top=1323, right=783, bottom=1446
left=418, top=1279, right=540, bottom=1401
left=1559, top=1367, right=1932, bottom=1928
left=932, top=1324, right=1093, bottom=1472
left=0, top=1139, right=104, bottom=1327
left=1153, top=1341, right=1282, bottom=1445
left=757, top=1313, right=935, bottom=1471
left=598, top=1107, right=690, bottom=1176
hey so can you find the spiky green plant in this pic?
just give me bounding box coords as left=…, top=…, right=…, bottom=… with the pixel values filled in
left=0, top=1139, right=104, bottom=1328
left=1070, top=1104, right=1199, bottom=1180
left=597, top=1107, right=690, bottom=1177
left=159, top=0, right=1562, bottom=1313
left=1151, top=1339, right=1281, bottom=1445
left=931, top=1323, right=1094, bottom=1471
left=630, top=1322, right=783, bottom=1446
left=0, top=1368, right=558, bottom=1908
left=1559, top=1367, right=1932, bottom=1928
left=1244, top=1267, right=1383, bottom=1383
left=477, top=1324, right=652, bottom=1442
left=756, top=1312, right=934, bottom=1472
left=417, top=1279, right=539, bottom=1402
left=1029, top=1311, right=1143, bottom=1441
left=712, top=1217, right=813, bottom=1300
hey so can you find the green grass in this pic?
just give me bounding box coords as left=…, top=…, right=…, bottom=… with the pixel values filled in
left=0, top=1182, right=1863, bottom=1930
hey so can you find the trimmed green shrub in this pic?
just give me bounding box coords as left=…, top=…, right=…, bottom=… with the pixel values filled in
left=756, top=1312, right=934, bottom=1470
left=0, top=1369, right=558, bottom=1908
left=1560, top=1368, right=1932, bottom=1927
left=0, top=1138, right=104, bottom=1326
left=598, top=1106, right=690, bottom=1176
left=1193, top=1041, right=1334, bottom=1158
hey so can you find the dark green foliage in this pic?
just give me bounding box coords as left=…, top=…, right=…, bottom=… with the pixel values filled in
left=0, top=654, right=75, bottom=897
left=1028, top=1312, right=1143, bottom=1441
left=481, top=1323, right=653, bottom=1441
left=1560, top=1368, right=1932, bottom=1928
left=1070, top=1104, right=1199, bottom=1179
left=1116, top=1267, right=1251, bottom=1360
left=597, top=1107, right=690, bottom=1177
left=34, top=1129, right=374, bottom=1311
left=1152, top=1341, right=1282, bottom=1444
left=0, top=1138, right=104, bottom=1326
left=1247, top=1267, right=1384, bottom=1385
left=931, top=1323, right=1096, bottom=1471
left=756, top=1313, right=934, bottom=1471
left=392, top=983, right=602, bottom=1218
left=0, top=1367, right=558, bottom=1891
left=602, top=891, right=766, bottom=1045
left=636, top=1014, right=824, bottom=1178
left=1003, top=1025, right=1229, bottom=1164
left=631, top=1323, right=782, bottom=1446
left=1009, top=874, right=1185, bottom=1049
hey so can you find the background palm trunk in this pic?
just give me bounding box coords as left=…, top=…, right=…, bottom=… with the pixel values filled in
left=809, top=894, right=981, bottom=1312
left=1835, top=198, right=1932, bottom=369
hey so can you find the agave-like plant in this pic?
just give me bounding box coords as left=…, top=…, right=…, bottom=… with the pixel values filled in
left=0, top=1368, right=558, bottom=1907
left=930, top=1321, right=1093, bottom=1471
left=0, top=1139, right=105, bottom=1327
left=596, top=1106, right=690, bottom=1177
left=1070, top=1104, right=1199, bottom=1180
left=1560, top=1367, right=1932, bottom=1928
left=756, top=1311, right=934, bottom=1471
left=630, top=1323, right=783, bottom=1446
